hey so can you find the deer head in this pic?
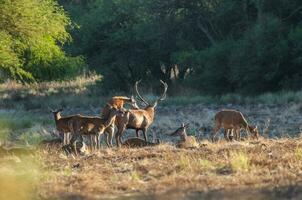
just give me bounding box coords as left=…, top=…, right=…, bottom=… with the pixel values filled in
left=50, top=108, right=63, bottom=120
left=134, top=80, right=168, bottom=109
left=50, top=108, right=63, bottom=114
left=248, top=125, right=259, bottom=140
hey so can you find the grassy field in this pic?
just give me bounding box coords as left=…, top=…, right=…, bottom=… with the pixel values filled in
left=1, top=138, right=302, bottom=199
left=1, top=77, right=302, bottom=199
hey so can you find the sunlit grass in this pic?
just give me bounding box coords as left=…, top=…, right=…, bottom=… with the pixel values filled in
left=0, top=111, right=51, bottom=144
left=230, top=151, right=249, bottom=172
left=0, top=154, right=41, bottom=200
left=295, top=147, right=302, bottom=160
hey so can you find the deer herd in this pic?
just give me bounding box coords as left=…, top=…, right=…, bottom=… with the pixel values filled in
left=51, top=80, right=260, bottom=154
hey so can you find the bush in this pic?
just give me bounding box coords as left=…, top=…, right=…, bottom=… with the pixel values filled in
left=26, top=55, right=86, bottom=81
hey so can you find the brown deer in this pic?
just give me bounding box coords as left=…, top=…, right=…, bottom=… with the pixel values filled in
left=212, top=109, right=259, bottom=141
left=170, top=123, right=199, bottom=148
left=69, top=105, right=124, bottom=149
left=114, top=80, right=168, bottom=147
left=101, top=96, right=139, bottom=147
left=122, top=138, right=160, bottom=148
left=51, top=109, right=80, bottom=145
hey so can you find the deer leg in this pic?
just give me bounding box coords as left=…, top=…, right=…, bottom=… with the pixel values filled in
left=238, top=129, right=241, bottom=140
left=98, top=133, right=102, bottom=150
left=115, top=130, right=122, bottom=148
left=234, top=128, right=240, bottom=141
left=73, top=132, right=78, bottom=156
left=89, top=135, right=93, bottom=151
left=212, top=125, right=220, bottom=142
left=63, top=133, right=65, bottom=145
left=94, top=134, right=98, bottom=150
left=224, top=129, right=229, bottom=141
left=142, top=128, right=148, bottom=141
left=107, top=126, right=114, bottom=147
left=68, top=132, right=71, bottom=144
left=116, top=125, right=126, bottom=148
left=136, top=129, right=140, bottom=138
left=229, top=129, right=234, bottom=141
left=104, top=133, right=110, bottom=148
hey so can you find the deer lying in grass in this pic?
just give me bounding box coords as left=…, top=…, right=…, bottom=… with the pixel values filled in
left=122, top=138, right=160, bottom=148
left=212, top=109, right=259, bottom=141
left=51, top=109, right=80, bottom=145
left=100, top=96, right=139, bottom=147
left=69, top=105, right=124, bottom=149
left=170, top=123, right=199, bottom=148
left=115, top=80, right=168, bottom=147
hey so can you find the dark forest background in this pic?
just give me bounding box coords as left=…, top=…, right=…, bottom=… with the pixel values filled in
left=1, top=0, right=302, bottom=95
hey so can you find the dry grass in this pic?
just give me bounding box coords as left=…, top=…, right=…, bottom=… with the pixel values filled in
left=27, top=137, right=302, bottom=199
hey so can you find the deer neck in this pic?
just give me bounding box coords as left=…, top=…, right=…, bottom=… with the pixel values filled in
left=145, top=107, right=155, bottom=121
left=104, top=111, right=117, bottom=127
left=241, top=118, right=249, bottom=129
left=180, top=131, right=187, bottom=141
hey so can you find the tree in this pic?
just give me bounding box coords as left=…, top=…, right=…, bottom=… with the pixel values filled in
left=0, top=0, right=84, bottom=82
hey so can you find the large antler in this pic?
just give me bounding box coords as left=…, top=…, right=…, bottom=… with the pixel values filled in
left=153, top=80, right=168, bottom=106
left=135, top=80, right=149, bottom=105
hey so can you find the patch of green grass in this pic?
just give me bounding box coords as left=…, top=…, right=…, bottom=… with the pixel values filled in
left=0, top=111, right=50, bottom=143
left=177, top=154, right=214, bottom=172
left=295, top=148, right=302, bottom=160
left=19, top=131, right=46, bottom=145
left=131, top=171, right=141, bottom=181
left=0, top=155, right=41, bottom=200
left=197, top=159, right=213, bottom=170
left=230, top=151, right=249, bottom=172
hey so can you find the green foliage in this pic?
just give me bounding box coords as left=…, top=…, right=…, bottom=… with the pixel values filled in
left=0, top=0, right=84, bottom=82
left=61, top=0, right=302, bottom=95
left=26, top=55, right=86, bottom=81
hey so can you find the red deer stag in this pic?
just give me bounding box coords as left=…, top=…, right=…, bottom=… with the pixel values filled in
left=115, top=80, right=168, bottom=147
left=212, top=109, right=259, bottom=141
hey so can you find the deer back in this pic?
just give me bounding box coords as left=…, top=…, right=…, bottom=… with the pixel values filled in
left=215, top=110, right=248, bottom=129
left=126, top=108, right=154, bottom=129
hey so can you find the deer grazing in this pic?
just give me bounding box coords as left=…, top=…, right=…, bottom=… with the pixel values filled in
left=100, top=96, right=139, bottom=147
left=114, top=80, right=168, bottom=147
left=51, top=108, right=80, bottom=145
left=212, top=109, right=259, bottom=141
left=68, top=105, right=124, bottom=149
left=170, top=123, right=199, bottom=148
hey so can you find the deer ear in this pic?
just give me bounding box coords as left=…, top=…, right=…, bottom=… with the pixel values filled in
left=185, top=123, right=190, bottom=128
left=181, top=123, right=185, bottom=127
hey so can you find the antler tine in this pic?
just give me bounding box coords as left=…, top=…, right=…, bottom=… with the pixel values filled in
left=134, top=80, right=149, bottom=105
left=157, top=80, right=168, bottom=101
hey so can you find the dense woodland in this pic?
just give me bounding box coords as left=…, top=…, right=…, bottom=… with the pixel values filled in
left=1, top=0, right=302, bottom=95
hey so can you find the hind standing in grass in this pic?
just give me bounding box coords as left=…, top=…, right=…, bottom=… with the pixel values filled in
left=212, top=109, right=259, bottom=141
